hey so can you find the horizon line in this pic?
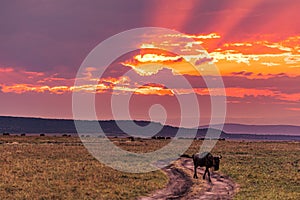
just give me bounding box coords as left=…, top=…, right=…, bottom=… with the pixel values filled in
left=1, top=114, right=300, bottom=128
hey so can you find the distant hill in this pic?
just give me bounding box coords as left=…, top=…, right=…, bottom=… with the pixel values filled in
left=0, top=116, right=299, bottom=141
left=200, top=123, right=300, bottom=136
left=0, top=116, right=219, bottom=138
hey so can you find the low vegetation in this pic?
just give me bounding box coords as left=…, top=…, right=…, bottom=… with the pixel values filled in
left=0, top=136, right=299, bottom=199
left=0, top=136, right=168, bottom=200
left=184, top=140, right=300, bottom=199
left=216, top=141, right=300, bottom=199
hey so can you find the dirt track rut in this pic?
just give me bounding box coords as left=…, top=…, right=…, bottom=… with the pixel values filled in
left=139, top=158, right=238, bottom=200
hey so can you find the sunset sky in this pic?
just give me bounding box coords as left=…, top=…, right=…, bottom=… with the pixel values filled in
left=0, top=0, right=300, bottom=126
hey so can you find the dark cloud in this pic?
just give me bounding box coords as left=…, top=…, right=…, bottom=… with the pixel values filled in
left=0, top=0, right=148, bottom=73
left=1, top=0, right=299, bottom=74
left=231, top=71, right=253, bottom=76
left=222, top=75, right=300, bottom=94
left=195, top=57, right=213, bottom=65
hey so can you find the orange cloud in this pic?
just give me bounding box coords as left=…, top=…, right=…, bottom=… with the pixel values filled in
left=286, top=107, right=300, bottom=111
left=0, top=84, right=69, bottom=94
left=2, top=74, right=300, bottom=104
left=134, top=54, right=182, bottom=63
left=1, top=32, right=300, bottom=101
left=164, top=33, right=221, bottom=40
left=134, top=84, right=175, bottom=96
left=122, top=32, right=300, bottom=78
left=0, top=67, right=74, bottom=94
left=0, top=67, right=73, bottom=86
left=225, top=88, right=300, bottom=102
left=0, top=68, right=14, bottom=73
left=173, top=87, right=300, bottom=103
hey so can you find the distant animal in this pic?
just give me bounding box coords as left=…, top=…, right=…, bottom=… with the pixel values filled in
left=181, top=152, right=222, bottom=182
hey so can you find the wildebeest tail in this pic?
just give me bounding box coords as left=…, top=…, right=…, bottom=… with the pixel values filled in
left=180, top=154, right=193, bottom=158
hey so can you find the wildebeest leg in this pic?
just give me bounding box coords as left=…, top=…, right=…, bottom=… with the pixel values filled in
left=203, top=167, right=207, bottom=180
left=193, top=165, right=198, bottom=179
left=207, top=168, right=211, bottom=182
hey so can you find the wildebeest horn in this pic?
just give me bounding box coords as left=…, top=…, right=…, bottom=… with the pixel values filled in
left=219, top=155, right=222, bottom=159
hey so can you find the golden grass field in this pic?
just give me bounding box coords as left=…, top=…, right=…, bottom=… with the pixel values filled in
left=0, top=135, right=299, bottom=199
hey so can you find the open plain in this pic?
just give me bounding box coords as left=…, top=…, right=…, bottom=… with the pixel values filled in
left=0, top=136, right=299, bottom=199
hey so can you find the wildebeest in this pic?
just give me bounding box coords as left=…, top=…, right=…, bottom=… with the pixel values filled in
left=181, top=152, right=222, bottom=182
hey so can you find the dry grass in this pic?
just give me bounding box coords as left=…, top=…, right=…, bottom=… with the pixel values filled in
left=214, top=141, right=300, bottom=200
left=0, top=136, right=299, bottom=199
left=184, top=140, right=300, bottom=199
left=0, top=136, right=168, bottom=200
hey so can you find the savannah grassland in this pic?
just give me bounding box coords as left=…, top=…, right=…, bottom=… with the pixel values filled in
left=0, top=136, right=299, bottom=200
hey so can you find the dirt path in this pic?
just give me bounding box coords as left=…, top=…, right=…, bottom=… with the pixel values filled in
left=139, top=158, right=238, bottom=200
left=139, top=164, right=192, bottom=200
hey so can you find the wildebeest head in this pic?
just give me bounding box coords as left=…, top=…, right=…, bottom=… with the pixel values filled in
left=213, top=155, right=222, bottom=171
